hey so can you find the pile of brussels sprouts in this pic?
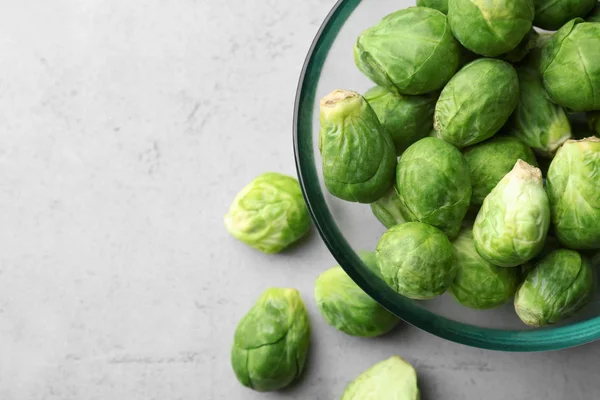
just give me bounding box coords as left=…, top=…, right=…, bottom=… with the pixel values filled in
left=224, top=0, right=600, bottom=397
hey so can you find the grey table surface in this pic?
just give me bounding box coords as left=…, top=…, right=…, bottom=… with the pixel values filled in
left=1, top=1, right=600, bottom=399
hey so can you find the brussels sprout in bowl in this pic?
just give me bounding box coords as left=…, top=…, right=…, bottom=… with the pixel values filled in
left=293, top=0, right=600, bottom=351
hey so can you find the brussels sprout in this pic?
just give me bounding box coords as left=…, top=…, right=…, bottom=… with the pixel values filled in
left=547, top=137, right=600, bottom=249
left=319, top=90, right=396, bottom=203
left=315, top=264, right=399, bottom=338
left=355, top=7, right=461, bottom=95
left=515, top=250, right=595, bottom=326
left=417, top=0, right=448, bottom=13
left=448, top=0, right=534, bottom=57
left=434, top=59, right=520, bottom=149
left=463, top=136, right=538, bottom=206
left=396, top=138, right=471, bottom=238
left=588, top=3, right=600, bottom=21
left=533, top=0, right=597, bottom=30
left=474, top=160, right=551, bottom=267
left=589, top=111, right=600, bottom=134
left=342, top=356, right=419, bottom=400
left=451, top=226, right=520, bottom=309
left=376, top=222, right=456, bottom=299
left=502, top=29, right=539, bottom=63
left=364, top=86, right=437, bottom=155
left=224, top=173, right=311, bottom=254
left=370, top=187, right=406, bottom=229
left=540, top=19, right=600, bottom=112
left=231, top=288, right=310, bottom=391
left=507, top=67, right=572, bottom=157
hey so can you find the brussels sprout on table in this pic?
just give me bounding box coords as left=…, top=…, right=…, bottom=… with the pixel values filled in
left=417, top=0, right=448, bottom=13
left=319, top=89, right=396, bottom=203
left=355, top=7, right=461, bottom=95
left=342, top=356, right=420, bottom=400
left=507, top=66, right=572, bottom=157
left=370, top=187, right=406, bottom=229
left=451, top=225, right=520, bottom=309
left=224, top=172, right=311, bottom=254
left=515, top=250, right=595, bottom=326
left=474, top=160, right=550, bottom=267
left=376, top=222, right=457, bottom=299
left=540, top=19, right=600, bottom=112
left=364, top=86, right=437, bottom=155
left=315, top=258, right=399, bottom=338
left=547, top=137, right=600, bottom=250
left=589, top=111, right=600, bottom=134
left=533, top=0, right=597, bottom=30
left=463, top=136, right=538, bottom=206
left=448, top=0, right=534, bottom=57
left=396, top=137, right=471, bottom=238
left=231, top=288, right=310, bottom=392
left=434, top=59, right=520, bottom=149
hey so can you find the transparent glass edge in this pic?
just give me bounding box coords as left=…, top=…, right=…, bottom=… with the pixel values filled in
left=292, top=0, right=600, bottom=352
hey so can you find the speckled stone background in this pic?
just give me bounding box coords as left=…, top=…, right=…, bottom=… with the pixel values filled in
left=1, top=1, right=600, bottom=399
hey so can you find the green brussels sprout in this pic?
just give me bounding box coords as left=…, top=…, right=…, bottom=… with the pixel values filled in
left=370, top=187, right=406, bottom=229
left=319, top=89, right=396, bottom=203
left=364, top=86, right=437, bottom=155
left=355, top=7, right=461, bottom=95
left=463, top=136, right=538, bottom=206
left=507, top=67, right=572, bottom=157
left=342, top=356, right=420, bottom=400
left=589, top=111, right=600, bottom=134
left=533, top=0, right=597, bottom=30
left=474, top=160, right=551, bottom=267
left=417, top=0, right=449, bottom=13
left=376, top=222, right=457, bottom=299
left=540, top=19, right=600, bottom=112
left=231, top=288, right=310, bottom=391
left=315, top=264, right=399, bottom=338
left=502, top=29, right=539, bottom=63
left=547, top=137, right=600, bottom=249
left=451, top=226, right=520, bottom=309
left=434, top=59, right=520, bottom=149
left=588, top=3, right=600, bottom=21
left=396, top=138, right=471, bottom=238
left=224, top=173, right=311, bottom=254
left=448, top=0, right=534, bottom=57
left=515, top=250, right=595, bottom=326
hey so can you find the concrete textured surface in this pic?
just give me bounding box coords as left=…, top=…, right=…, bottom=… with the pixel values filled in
left=1, top=1, right=600, bottom=399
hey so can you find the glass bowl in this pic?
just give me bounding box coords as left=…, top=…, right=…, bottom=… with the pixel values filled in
left=293, top=0, right=600, bottom=351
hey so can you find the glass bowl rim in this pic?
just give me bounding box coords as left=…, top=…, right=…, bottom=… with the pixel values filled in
left=292, top=0, right=600, bottom=352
